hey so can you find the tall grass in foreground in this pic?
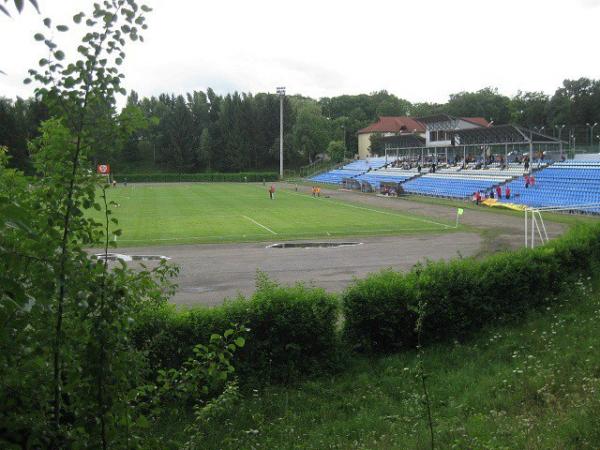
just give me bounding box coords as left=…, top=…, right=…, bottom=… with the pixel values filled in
left=158, top=275, right=600, bottom=449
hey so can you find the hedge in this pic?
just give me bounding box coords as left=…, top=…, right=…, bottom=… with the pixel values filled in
left=114, top=172, right=279, bottom=183
left=131, top=224, right=600, bottom=379
left=130, top=277, right=340, bottom=383
left=342, top=223, right=600, bottom=353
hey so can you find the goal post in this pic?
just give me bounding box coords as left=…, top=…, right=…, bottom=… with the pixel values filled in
left=525, top=203, right=600, bottom=248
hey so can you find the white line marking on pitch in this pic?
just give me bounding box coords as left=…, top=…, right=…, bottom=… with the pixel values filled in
left=242, top=215, right=277, bottom=235
left=281, top=189, right=452, bottom=229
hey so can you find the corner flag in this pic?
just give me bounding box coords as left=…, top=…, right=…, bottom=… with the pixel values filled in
left=455, top=208, right=464, bottom=228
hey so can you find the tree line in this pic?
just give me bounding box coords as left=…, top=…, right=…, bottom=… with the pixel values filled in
left=2, top=79, right=600, bottom=174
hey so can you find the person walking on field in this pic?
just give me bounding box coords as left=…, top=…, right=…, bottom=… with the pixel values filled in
left=316, top=186, right=321, bottom=197
left=496, top=185, right=502, bottom=199
left=505, top=185, right=511, bottom=200
left=268, top=185, right=275, bottom=200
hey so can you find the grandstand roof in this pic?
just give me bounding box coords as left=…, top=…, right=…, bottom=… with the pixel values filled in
left=451, top=125, right=563, bottom=145
left=357, top=116, right=425, bottom=134
left=357, top=115, right=490, bottom=135
left=462, top=117, right=491, bottom=127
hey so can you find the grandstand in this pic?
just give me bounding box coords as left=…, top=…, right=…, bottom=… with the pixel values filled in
left=309, top=158, right=534, bottom=198
left=399, top=162, right=544, bottom=198
left=355, top=167, right=417, bottom=190
left=310, top=117, right=570, bottom=200
left=308, top=157, right=600, bottom=214
left=309, top=157, right=391, bottom=185
left=498, top=160, right=600, bottom=212
left=305, top=116, right=600, bottom=212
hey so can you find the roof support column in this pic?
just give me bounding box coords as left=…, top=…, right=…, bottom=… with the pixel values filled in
left=529, top=130, right=533, bottom=173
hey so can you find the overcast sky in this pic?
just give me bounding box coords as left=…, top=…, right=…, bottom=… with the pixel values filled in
left=1, top=0, right=600, bottom=105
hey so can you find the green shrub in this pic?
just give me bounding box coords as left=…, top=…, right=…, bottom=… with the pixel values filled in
left=342, top=270, right=418, bottom=352
left=115, top=172, right=279, bottom=183
left=131, top=277, right=340, bottom=383
left=343, top=223, right=600, bottom=353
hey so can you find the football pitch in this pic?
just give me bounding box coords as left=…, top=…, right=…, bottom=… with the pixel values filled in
left=92, top=183, right=455, bottom=246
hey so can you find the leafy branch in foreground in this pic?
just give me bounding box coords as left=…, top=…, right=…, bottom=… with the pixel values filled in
left=0, top=0, right=39, bottom=17
left=0, top=1, right=191, bottom=449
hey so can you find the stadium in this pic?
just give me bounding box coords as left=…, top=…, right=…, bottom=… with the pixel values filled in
left=92, top=113, right=600, bottom=307
left=5, top=0, right=600, bottom=447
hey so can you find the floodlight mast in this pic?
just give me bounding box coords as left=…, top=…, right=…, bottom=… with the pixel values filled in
left=277, top=87, right=286, bottom=179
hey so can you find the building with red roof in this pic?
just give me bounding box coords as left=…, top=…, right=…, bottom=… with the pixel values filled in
left=357, top=114, right=490, bottom=159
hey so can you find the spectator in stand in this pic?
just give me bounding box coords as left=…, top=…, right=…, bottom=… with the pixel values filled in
left=524, top=157, right=530, bottom=171
left=489, top=188, right=495, bottom=199
left=496, top=185, right=502, bottom=199
left=505, top=185, right=511, bottom=200
left=529, top=176, right=535, bottom=187
left=525, top=175, right=530, bottom=189
left=417, top=164, right=422, bottom=173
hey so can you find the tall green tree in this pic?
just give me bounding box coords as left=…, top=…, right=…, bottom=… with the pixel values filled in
left=290, top=100, right=331, bottom=164
left=509, top=91, right=550, bottom=127
left=446, top=87, right=511, bottom=123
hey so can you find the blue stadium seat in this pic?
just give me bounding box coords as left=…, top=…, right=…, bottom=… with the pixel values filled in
left=498, top=160, right=600, bottom=213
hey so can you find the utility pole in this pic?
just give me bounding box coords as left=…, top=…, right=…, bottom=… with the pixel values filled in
left=277, top=86, right=286, bottom=179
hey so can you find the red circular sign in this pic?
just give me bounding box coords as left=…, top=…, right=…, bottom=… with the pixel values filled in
left=97, top=164, right=110, bottom=174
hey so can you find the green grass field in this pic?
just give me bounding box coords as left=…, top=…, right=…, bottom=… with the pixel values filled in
left=93, top=183, right=454, bottom=246
left=158, top=277, right=600, bottom=449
